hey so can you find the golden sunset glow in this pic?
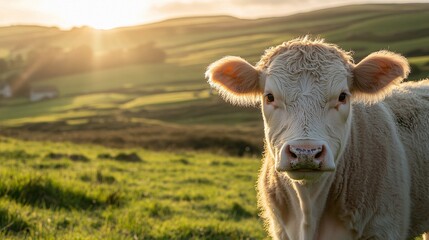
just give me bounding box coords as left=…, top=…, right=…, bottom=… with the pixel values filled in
left=44, top=0, right=149, bottom=29
left=36, top=0, right=152, bottom=29
left=0, top=0, right=423, bottom=29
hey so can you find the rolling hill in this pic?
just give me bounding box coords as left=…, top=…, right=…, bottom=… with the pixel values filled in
left=0, top=3, right=429, bottom=154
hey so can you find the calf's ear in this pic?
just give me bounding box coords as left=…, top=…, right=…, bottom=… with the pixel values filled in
left=351, top=50, right=410, bottom=103
left=205, top=56, right=262, bottom=106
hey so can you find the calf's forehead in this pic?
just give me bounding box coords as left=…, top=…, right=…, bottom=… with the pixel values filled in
left=262, top=45, right=352, bottom=100
left=256, top=38, right=353, bottom=72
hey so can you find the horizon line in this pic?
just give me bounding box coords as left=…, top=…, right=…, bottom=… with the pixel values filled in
left=0, top=2, right=424, bottom=31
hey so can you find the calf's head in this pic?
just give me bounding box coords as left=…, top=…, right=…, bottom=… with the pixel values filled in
left=206, top=37, right=409, bottom=182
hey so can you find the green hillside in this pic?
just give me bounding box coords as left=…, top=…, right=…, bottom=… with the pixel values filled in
left=1, top=3, right=429, bottom=153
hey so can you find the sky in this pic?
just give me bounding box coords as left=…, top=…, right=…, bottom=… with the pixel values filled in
left=0, top=0, right=428, bottom=30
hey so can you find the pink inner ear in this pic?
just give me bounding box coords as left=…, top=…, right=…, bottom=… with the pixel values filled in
left=206, top=56, right=263, bottom=106
left=223, top=66, right=254, bottom=93
left=209, top=57, right=261, bottom=95
left=373, top=60, right=392, bottom=82
left=353, top=52, right=409, bottom=95
left=366, top=59, right=396, bottom=93
left=213, top=67, right=246, bottom=94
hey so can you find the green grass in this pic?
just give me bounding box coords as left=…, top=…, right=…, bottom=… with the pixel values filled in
left=0, top=137, right=265, bottom=239
left=120, top=90, right=210, bottom=109
left=0, top=111, right=96, bottom=127
left=30, top=63, right=205, bottom=96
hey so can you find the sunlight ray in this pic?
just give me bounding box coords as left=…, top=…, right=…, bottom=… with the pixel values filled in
left=39, top=0, right=151, bottom=30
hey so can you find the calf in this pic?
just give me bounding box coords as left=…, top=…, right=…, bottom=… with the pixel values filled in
left=206, top=37, right=429, bottom=240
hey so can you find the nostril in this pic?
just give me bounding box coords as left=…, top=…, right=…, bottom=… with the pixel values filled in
left=314, top=146, right=324, bottom=159
left=286, top=145, right=298, bottom=159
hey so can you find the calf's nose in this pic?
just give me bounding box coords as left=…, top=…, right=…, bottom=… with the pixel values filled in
left=276, top=140, right=336, bottom=173
left=286, top=144, right=324, bottom=171
left=286, top=144, right=324, bottom=162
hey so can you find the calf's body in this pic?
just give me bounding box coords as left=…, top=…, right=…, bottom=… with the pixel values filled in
left=260, top=83, right=429, bottom=239
left=386, top=81, right=429, bottom=237
left=206, top=37, right=429, bottom=239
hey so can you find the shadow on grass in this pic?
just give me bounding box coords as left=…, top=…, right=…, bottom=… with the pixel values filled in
left=0, top=208, right=30, bottom=234
left=0, top=177, right=121, bottom=210
left=228, top=202, right=253, bottom=220
left=0, top=150, right=38, bottom=161
left=45, top=152, right=90, bottom=162
left=97, top=152, right=144, bottom=163
left=145, top=202, right=172, bottom=219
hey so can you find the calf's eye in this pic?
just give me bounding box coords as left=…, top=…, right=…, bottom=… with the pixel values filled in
left=265, top=93, right=275, bottom=103
left=338, top=92, right=347, bottom=103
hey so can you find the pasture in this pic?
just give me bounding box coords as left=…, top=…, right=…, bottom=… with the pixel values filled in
left=0, top=137, right=264, bottom=239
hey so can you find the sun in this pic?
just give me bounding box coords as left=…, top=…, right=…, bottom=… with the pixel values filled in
left=41, top=0, right=150, bottom=29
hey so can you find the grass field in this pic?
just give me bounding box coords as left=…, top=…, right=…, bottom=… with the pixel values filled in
left=0, top=137, right=265, bottom=239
